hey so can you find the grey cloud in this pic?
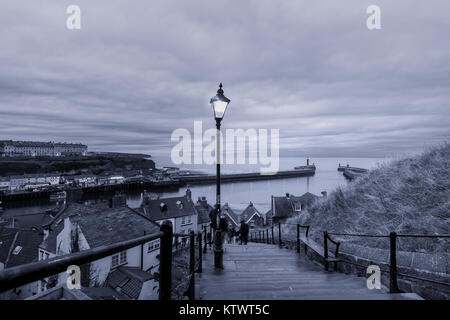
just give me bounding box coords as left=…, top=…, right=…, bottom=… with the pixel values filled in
left=0, top=0, right=449, bottom=164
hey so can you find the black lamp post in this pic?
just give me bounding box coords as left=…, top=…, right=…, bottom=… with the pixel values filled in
left=210, top=83, right=230, bottom=269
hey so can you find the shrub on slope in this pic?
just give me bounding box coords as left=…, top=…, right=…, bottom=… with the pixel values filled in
left=291, top=142, right=450, bottom=252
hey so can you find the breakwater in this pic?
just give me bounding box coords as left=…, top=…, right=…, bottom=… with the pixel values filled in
left=0, top=166, right=316, bottom=202
left=337, top=165, right=368, bottom=173
left=173, top=166, right=316, bottom=185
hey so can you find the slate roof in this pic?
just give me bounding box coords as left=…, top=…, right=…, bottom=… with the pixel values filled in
left=240, top=202, right=262, bottom=223
left=221, top=203, right=240, bottom=227
left=5, top=213, right=53, bottom=231
left=138, top=195, right=196, bottom=221
left=81, top=287, right=129, bottom=300
left=272, top=192, right=320, bottom=219
left=0, top=228, right=43, bottom=268
left=105, top=266, right=154, bottom=300
left=40, top=202, right=160, bottom=253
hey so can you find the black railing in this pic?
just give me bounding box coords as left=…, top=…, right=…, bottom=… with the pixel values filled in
left=172, top=230, right=203, bottom=300
left=0, top=220, right=207, bottom=300
left=250, top=222, right=450, bottom=294
left=323, top=231, right=340, bottom=271
left=251, top=223, right=310, bottom=253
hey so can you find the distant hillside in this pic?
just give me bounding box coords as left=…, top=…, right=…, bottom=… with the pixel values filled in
left=291, top=142, right=450, bottom=253
left=0, top=154, right=155, bottom=176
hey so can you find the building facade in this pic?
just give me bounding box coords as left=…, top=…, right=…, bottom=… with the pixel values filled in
left=38, top=201, right=161, bottom=298
left=138, top=188, right=198, bottom=235
left=0, top=140, right=87, bottom=157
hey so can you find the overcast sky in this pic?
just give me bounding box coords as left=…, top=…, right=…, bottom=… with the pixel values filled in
left=0, top=0, right=449, bottom=165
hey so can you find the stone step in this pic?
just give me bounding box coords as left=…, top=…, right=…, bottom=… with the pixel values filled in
left=195, top=242, right=417, bottom=300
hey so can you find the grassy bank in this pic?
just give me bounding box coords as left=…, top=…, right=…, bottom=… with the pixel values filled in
left=288, top=142, right=449, bottom=253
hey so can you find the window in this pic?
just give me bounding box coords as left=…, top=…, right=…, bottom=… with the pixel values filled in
left=12, top=246, right=22, bottom=255
left=294, top=203, right=301, bottom=212
left=111, top=250, right=127, bottom=268
left=147, top=239, right=160, bottom=253
left=120, top=251, right=127, bottom=264
left=181, top=215, right=192, bottom=225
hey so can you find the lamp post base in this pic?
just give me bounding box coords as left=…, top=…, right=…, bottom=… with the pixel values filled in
left=214, top=230, right=224, bottom=269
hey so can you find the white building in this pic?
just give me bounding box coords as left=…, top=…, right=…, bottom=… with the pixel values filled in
left=0, top=140, right=87, bottom=157
left=9, top=174, right=61, bottom=191
left=138, top=188, right=198, bottom=235
left=38, top=201, right=161, bottom=299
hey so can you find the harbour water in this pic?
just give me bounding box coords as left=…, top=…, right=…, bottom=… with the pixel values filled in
left=1, top=157, right=389, bottom=218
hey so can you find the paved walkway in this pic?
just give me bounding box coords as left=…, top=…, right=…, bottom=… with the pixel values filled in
left=195, top=242, right=420, bottom=300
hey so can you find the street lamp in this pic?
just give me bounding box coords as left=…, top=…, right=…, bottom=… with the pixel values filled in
left=210, top=83, right=230, bottom=269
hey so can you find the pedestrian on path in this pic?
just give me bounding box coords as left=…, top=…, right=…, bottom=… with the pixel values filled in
left=238, top=219, right=249, bottom=245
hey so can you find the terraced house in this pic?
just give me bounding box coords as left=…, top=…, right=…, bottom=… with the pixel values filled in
left=38, top=200, right=161, bottom=299
left=137, top=188, right=198, bottom=235
left=0, top=140, right=87, bottom=157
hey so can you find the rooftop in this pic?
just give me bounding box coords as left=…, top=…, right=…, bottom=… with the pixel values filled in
left=105, top=266, right=155, bottom=300
left=272, top=192, right=320, bottom=218
left=0, top=228, right=43, bottom=268
left=40, top=202, right=160, bottom=253
left=138, top=191, right=196, bottom=221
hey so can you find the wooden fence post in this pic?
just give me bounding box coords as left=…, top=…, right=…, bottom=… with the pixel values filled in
left=198, top=232, right=202, bottom=273
left=323, top=231, right=328, bottom=271
left=203, top=227, right=207, bottom=253
left=189, top=231, right=195, bottom=300
left=278, top=223, right=282, bottom=247
left=159, top=220, right=173, bottom=300
left=296, top=224, right=300, bottom=253
left=389, top=232, right=400, bottom=293
left=209, top=225, right=212, bottom=248
left=271, top=225, right=274, bottom=244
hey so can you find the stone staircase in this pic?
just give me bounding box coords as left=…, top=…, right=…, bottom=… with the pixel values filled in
left=195, top=242, right=422, bottom=300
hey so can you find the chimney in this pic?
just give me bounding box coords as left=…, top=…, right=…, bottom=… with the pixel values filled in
left=321, top=191, right=327, bottom=197
left=286, top=193, right=290, bottom=199
left=185, top=187, right=192, bottom=202
left=307, top=157, right=309, bottom=166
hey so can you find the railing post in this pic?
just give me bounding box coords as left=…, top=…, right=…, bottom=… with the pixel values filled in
left=175, top=235, right=178, bottom=253
left=278, top=223, right=282, bottom=247
left=296, top=224, right=300, bottom=253
left=271, top=224, right=274, bottom=244
left=208, top=225, right=212, bottom=248
left=189, top=231, right=195, bottom=300
left=203, top=226, right=207, bottom=254
left=159, top=220, right=173, bottom=300
left=390, top=231, right=399, bottom=293
left=198, top=232, right=202, bottom=274
left=266, top=229, right=269, bottom=244
left=259, top=230, right=262, bottom=243
left=323, top=231, right=328, bottom=271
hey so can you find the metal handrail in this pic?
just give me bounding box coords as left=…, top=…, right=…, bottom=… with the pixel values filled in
left=258, top=224, right=449, bottom=294
left=327, top=232, right=389, bottom=238
left=326, top=232, right=450, bottom=239
left=0, top=231, right=164, bottom=293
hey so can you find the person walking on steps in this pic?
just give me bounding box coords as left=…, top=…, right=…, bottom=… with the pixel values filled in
left=239, top=219, right=249, bottom=245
